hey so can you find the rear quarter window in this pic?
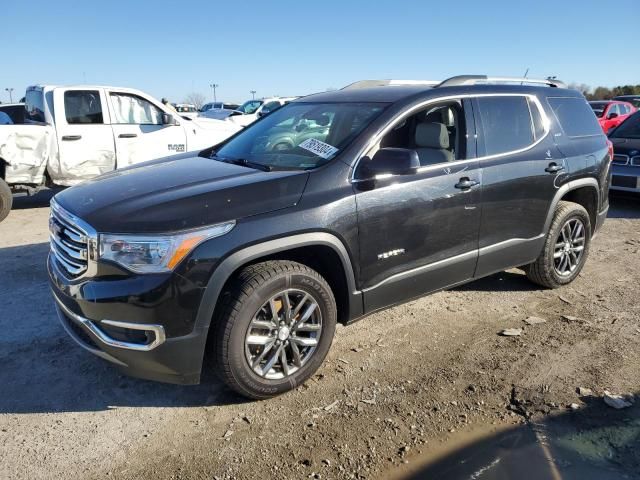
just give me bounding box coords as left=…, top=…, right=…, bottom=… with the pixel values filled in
left=547, top=97, right=602, bottom=138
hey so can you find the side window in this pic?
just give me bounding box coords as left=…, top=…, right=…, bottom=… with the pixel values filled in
left=25, top=89, right=46, bottom=123
left=476, top=96, right=534, bottom=156
left=374, top=100, right=466, bottom=165
left=64, top=90, right=103, bottom=124
left=110, top=93, right=163, bottom=125
left=620, top=104, right=629, bottom=115
left=261, top=101, right=282, bottom=115
left=547, top=97, right=603, bottom=137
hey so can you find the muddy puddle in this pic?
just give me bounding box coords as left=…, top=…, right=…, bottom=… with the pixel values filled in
left=386, top=401, right=640, bottom=480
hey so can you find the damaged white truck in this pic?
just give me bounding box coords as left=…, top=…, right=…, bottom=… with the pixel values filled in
left=0, top=85, right=242, bottom=222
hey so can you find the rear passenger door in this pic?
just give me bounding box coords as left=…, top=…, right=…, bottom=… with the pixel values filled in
left=53, top=89, right=116, bottom=180
left=472, top=94, right=563, bottom=278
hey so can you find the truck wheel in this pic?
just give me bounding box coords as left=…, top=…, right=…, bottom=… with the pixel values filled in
left=213, top=260, right=336, bottom=399
left=0, top=178, right=12, bottom=223
left=525, top=201, right=591, bottom=289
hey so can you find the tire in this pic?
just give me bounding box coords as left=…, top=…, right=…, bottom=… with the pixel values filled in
left=525, top=201, right=591, bottom=289
left=0, top=178, right=12, bottom=223
left=213, top=260, right=337, bottom=399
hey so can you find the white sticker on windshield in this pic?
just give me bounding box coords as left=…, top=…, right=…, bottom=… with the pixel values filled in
left=298, top=138, right=339, bottom=159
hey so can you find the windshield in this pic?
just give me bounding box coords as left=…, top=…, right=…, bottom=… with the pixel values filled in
left=609, top=111, right=640, bottom=139
left=214, top=102, right=387, bottom=170
left=236, top=100, right=263, bottom=114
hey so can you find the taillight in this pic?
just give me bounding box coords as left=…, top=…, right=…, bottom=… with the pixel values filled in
left=607, top=139, right=614, bottom=163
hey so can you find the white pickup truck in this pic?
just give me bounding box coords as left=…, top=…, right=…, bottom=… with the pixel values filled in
left=0, top=85, right=242, bottom=221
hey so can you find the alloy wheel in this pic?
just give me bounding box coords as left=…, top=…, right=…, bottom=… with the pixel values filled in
left=244, top=289, right=322, bottom=379
left=553, top=218, right=586, bottom=277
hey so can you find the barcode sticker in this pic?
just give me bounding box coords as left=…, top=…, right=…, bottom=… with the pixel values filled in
left=298, top=138, right=339, bottom=159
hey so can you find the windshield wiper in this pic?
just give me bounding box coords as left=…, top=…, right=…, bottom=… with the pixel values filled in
left=212, top=156, right=272, bottom=172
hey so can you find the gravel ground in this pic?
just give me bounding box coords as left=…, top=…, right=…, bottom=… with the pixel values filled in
left=1, top=191, right=639, bottom=480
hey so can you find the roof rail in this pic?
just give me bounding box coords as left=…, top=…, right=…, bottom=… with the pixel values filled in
left=342, top=79, right=440, bottom=90
left=436, top=75, right=566, bottom=89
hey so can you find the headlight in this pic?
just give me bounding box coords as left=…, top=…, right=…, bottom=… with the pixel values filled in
left=99, top=221, right=235, bottom=273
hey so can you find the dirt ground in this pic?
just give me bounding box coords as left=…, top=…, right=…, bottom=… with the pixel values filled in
left=1, top=191, right=639, bottom=480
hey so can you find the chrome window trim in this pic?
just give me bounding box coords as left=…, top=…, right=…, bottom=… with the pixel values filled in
left=351, top=93, right=551, bottom=182
left=53, top=292, right=166, bottom=351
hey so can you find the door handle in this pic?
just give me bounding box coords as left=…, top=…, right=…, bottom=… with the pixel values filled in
left=455, top=177, right=479, bottom=190
left=61, top=135, right=82, bottom=141
left=545, top=162, right=565, bottom=173
left=118, top=133, right=138, bottom=138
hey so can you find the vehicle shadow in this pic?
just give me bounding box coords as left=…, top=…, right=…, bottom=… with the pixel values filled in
left=395, top=394, right=640, bottom=480
left=608, top=193, right=640, bottom=219
left=0, top=242, right=246, bottom=414
left=12, top=187, right=62, bottom=210
left=455, top=270, right=539, bottom=293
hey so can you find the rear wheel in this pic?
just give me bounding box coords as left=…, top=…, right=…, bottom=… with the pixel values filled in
left=525, top=201, right=591, bottom=288
left=0, top=178, right=12, bottom=223
left=213, top=261, right=337, bottom=399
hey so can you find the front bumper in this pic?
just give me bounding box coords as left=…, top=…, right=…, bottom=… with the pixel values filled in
left=48, top=254, right=209, bottom=385
left=611, top=164, right=640, bottom=193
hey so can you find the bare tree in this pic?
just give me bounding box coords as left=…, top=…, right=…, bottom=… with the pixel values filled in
left=568, top=82, right=591, bottom=96
left=184, top=92, right=206, bottom=109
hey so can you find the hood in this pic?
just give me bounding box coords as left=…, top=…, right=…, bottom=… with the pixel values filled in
left=54, top=154, right=309, bottom=233
left=610, top=136, right=640, bottom=156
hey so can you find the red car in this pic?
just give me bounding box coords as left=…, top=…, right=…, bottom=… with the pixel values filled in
left=589, top=100, right=636, bottom=133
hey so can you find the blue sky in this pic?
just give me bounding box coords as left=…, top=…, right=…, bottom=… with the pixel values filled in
left=2, top=0, right=638, bottom=104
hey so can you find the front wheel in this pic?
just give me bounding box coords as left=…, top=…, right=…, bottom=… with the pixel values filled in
left=0, top=178, right=13, bottom=223
left=213, top=260, right=337, bottom=399
left=525, top=201, right=591, bottom=289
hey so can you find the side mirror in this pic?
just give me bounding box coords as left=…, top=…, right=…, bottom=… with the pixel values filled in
left=607, top=112, right=619, bottom=120
left=162, top=113, right=177, bottom=125
left=357, top=148, right=420, bottom=179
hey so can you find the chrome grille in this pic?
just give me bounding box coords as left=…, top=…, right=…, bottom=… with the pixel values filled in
left=612, top=154, right=629, bottom=166
left=49, top=204, right=90, bottom=278
left=631, top=156, right=640, bottom=167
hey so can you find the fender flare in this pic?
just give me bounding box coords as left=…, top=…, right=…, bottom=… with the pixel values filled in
left=543, top=178, right=600, bottom=234
left=193, top=232, right=360, bottom=334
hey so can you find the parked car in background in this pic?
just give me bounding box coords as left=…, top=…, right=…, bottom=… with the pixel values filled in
left=174, top=103, right=198, bottom=119
left=200, top=102, right=241, bottom=120
left=0, top=85, right=241, bottom=222
left=226, top=97, right=297, bottom=127
left=589, top=100, right=636, bottom=133
left=613, top=95, right=640, bottom=109
left=201, top=102, right=239, bottom=113
left=0, top=103, right=26, bottom=124
left=47, top=75, right=610, bottom=399
left=609, top=110, right=640, bottom=193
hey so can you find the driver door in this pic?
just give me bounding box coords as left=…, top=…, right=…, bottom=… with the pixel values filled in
left=354, top=99, right=481, bottom=312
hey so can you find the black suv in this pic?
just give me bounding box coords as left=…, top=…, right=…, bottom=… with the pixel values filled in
left=48, top=75, right=611, bottom=399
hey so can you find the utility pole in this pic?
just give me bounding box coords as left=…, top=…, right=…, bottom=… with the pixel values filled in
left=250, top=90, right=256, bottom=100
left=209, top=83, right=219, bottom=103
left=5, top=88, right=14, bottom=103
